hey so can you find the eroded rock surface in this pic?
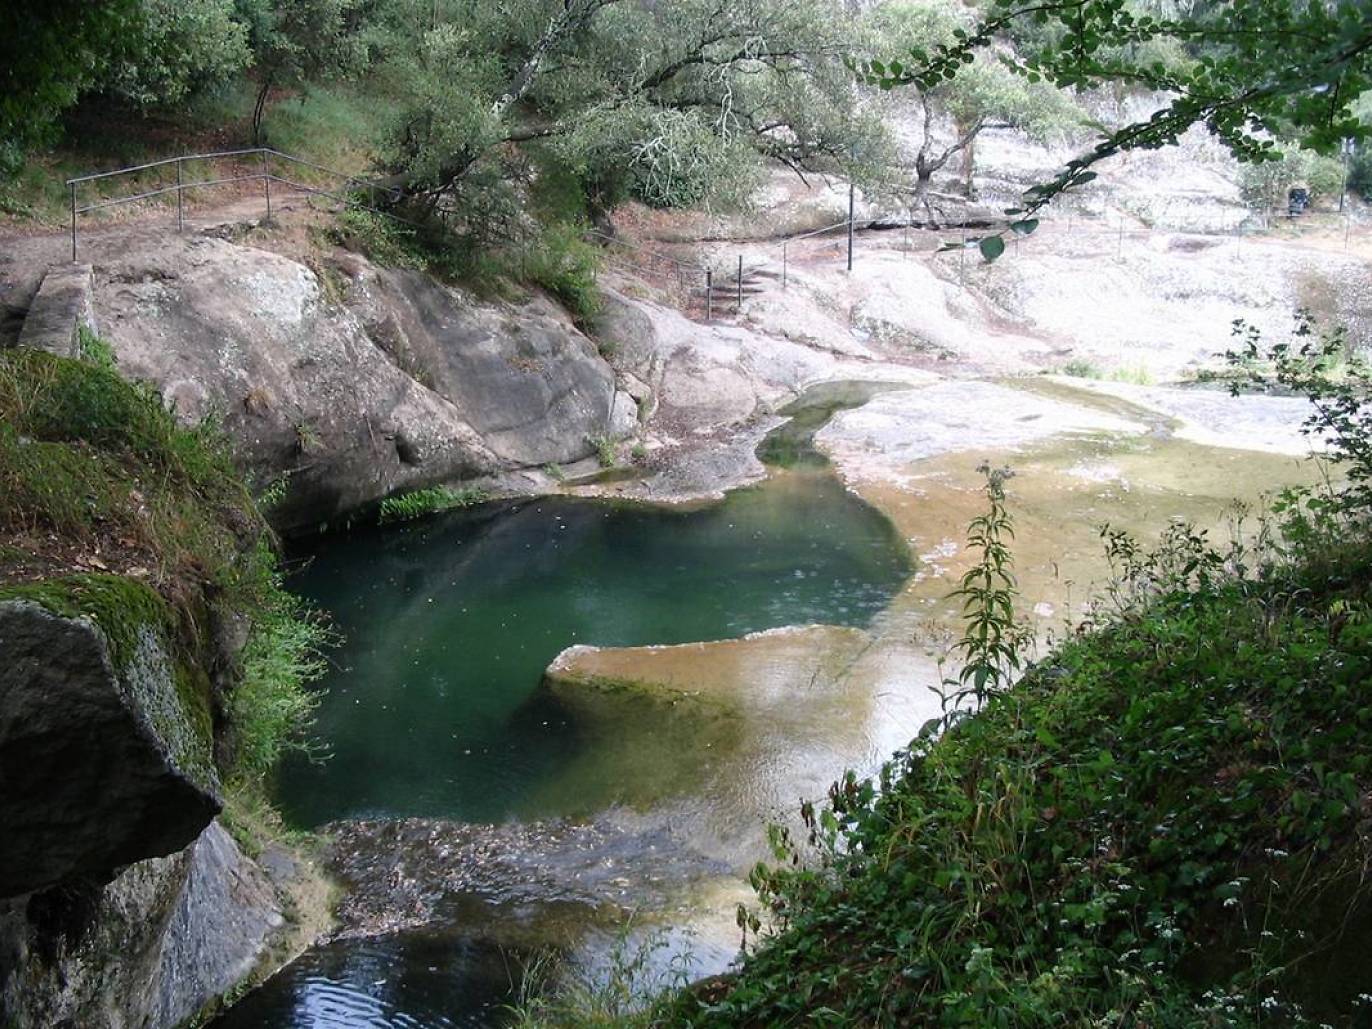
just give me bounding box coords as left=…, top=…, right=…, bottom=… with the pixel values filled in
left=76, top=232, right=639, bottom=531
left=0, top=821, right=280, bottom=1029
left=0, top=600, right=220, bottom=899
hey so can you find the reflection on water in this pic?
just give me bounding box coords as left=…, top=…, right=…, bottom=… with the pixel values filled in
left=222, top=384, right=914, bottom=1027
left=276, top=468, right=912, bottom=827
left=212, top=934, right=527, bottom=1029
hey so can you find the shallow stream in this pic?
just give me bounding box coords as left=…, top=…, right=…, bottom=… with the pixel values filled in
left=215, top=382, right=914, bottom=1027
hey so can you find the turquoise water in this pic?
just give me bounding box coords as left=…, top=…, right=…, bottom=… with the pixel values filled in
left=221, top=383, right=912, bottom=1027
left=276, top=467, right=912, bottom=827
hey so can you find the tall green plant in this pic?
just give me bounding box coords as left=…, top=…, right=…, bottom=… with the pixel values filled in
left=929, top=463, right=1026, bottom=735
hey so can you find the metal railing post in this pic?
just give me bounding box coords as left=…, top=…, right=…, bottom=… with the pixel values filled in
left=847, top=182, right=855, bottom=272
left=70, top=181, right=78, bottom=262
left=736, top=254, right=743, bottom=313
left=261, top=149, right=272, bottom=221
left=706, top=269, right=713, bottom=322
left=176, top=158, right=184, bottom=233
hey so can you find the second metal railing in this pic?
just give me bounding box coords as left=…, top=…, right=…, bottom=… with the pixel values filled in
left=65, top=147, right=404, bottom=260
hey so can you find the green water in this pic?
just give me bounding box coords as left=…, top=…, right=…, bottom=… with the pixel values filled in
left=755, top=380, right=904, bottom=469
left=277, top=466, right=912, bottom=827
left=221, top=384, right=913, bottom=1028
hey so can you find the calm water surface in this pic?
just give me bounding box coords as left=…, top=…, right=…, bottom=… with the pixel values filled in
left=277, top=467, right=911, bottom=826
left=219, top=383, right=913, bottom=1027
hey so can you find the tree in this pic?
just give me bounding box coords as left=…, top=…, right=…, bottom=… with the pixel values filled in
left=106, top=0, right=252, bottom=110
left=1240, top=143, right=1346, bottom=212
left=235, top=0, right=372, bottom=144
left=374, top=0, right=885, bottom=221
left=0, top=2, right=140, bottom=175
left=868, top=1, right=1085, bottom=223
left=866, top=0, right=1372, bottom=255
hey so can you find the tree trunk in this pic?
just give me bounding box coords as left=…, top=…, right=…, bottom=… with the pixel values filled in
left=252, top=79, right=273, bottom=147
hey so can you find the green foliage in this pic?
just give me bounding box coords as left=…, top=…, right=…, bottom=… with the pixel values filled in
left=77, top=326, right=117, bottom=372
left=377, top=484, right=488, bottom=524
left=1225, top=313, right=1372, bottom=514
left=555, top=102, right=765, bottom=212
left=376, top=0, right=880, bottom=217
left=0, top=344, right=329, bottom=784
left=865, top=0, right=1372, bottom=254
left=586, top=434, right=616, bottom=469
left=0, top=2, right=140, bottom=175
left=329, top=207, right=429, bottom=269
left=928, top=464, right=1026, bottom=733
left=523, top=223, right=603, bottom=320
left=507, top=927, right=698, bottom=1029
left=1240, top=144, right=1347, bottom=208
left=1351, top=147, right=1372, bottom=202
left=228, top=554, right=331, bottom=779
left=106, top=0, right=251, bottom=109
left=1060, top=359, right=1102, bottom=378
left=869, top=1, right=1085, bottom=142
left=235, top=0, right=372, bottom=141
left=701, top=533, right=1372, bottom=1025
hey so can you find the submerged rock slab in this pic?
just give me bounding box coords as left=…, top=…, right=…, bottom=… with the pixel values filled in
left=814, top=379, right=1147, bottom=480
left=0, top=597, right=221, bottom=898
left=546, top=625, right=872, bottom=712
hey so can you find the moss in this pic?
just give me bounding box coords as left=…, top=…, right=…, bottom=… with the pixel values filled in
left=0, top=348, right=252, bottom=506
left=0, top=573, right=172, bottom=668
left=0, top=574, right=216, bottom=780
left=0, top=345, right=328, bottom=788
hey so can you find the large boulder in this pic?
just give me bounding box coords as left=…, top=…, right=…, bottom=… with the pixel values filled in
left=84, top=231, right=635, bottom=532
left=0, top=589, right=221, bottom=899
left=0, top=821, right=281, bottom=1029
left=343, top=263, right=633, bottom=464
left=91, top=234, right=501, bottom=532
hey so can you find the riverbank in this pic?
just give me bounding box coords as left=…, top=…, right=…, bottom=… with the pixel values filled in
left=0, top=346, right=333, bottom=1025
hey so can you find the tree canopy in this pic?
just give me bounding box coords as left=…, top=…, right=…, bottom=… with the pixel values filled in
left=866, top=0, right=1085, bottom=218
left=370, top=0, right=884, bottom=217
left=866, top=0, right=1372, bottom=250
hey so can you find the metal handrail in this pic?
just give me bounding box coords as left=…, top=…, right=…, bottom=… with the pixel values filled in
left=63, top=147, right=402, bottom=260
left=584, top=227, right=702, bottom=271
left=65, top=148, right=268, bottom=185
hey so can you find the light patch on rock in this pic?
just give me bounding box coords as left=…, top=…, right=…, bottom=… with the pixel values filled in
left=816, top=380, right=1147, bottom=487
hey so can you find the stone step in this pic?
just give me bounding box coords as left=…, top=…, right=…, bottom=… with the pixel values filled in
left=16, top=263, right=97, bottom=357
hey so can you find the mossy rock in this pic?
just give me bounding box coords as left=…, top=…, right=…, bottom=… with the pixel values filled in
left=0, top=575, right=222, bottom=898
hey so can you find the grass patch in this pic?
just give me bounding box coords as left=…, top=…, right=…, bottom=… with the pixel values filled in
left=377, top=484, right=489, bottom=524
left=0, top=345, right=329, bottom=784
left=587, top=433, right=617, bottom=469
left=1059, top=358, right=1101, bottom=378
left=1057, top=360, right=1154, bottom=385
left=520, top=222, right=603, bottom=321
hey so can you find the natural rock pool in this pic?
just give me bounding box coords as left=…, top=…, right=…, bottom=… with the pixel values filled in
left=216, top=383, right=915, bottom=1026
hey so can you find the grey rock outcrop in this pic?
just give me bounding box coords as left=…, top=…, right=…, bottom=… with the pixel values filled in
left=344, top=262, right=632, bottom=464
left=0, top=821, right=281, bottom=1029
left=0, top=600, right=221, bottom=900
left=84, top=233, right=637, bottom=532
